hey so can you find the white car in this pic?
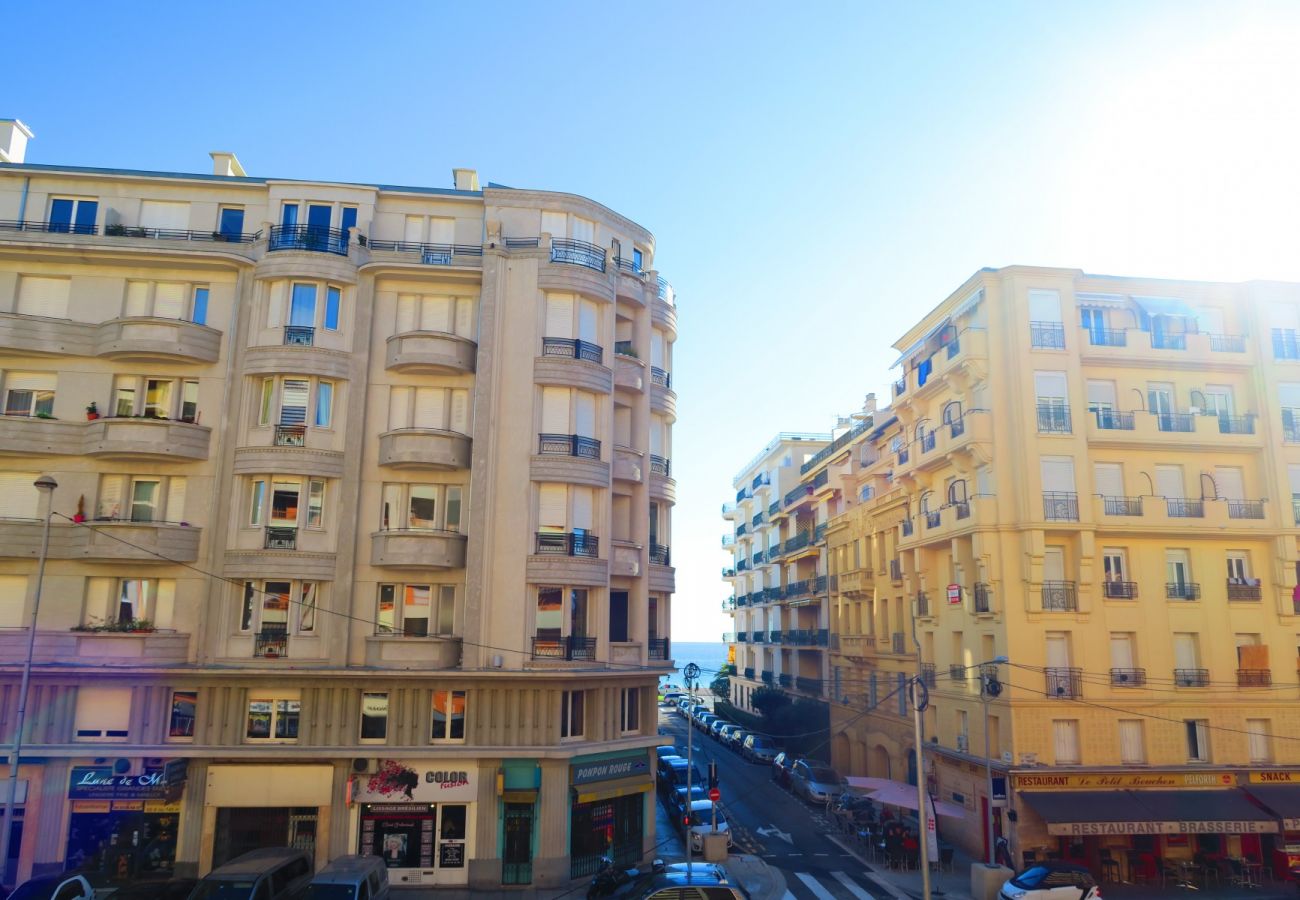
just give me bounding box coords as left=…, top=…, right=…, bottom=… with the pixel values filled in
left=999, top=863, right=1100, bottom=900
left=681, top=799, right=734, bottom=851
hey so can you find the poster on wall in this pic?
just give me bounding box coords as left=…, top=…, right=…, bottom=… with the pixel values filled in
left=360, top=805, right=434, bottom=869
left=353, top=761, right=477, bottom=804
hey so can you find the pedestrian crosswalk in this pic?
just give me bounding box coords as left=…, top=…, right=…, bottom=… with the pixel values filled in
left=780, top=869, right=879, bottom=900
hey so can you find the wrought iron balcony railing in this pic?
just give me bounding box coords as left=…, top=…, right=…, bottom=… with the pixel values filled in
left=1045, top=667, right=1082, bottom=698
left=1087, top=328, right=1127, bottom=346
left=925, top=510, right=941, bottom=528
left=538, top=433, right=601, bottom=459
left=795, top=676, right=822, bottom=695
left=1237, top=668, right=1271, bottom=687
left=949, top=664, right=969, bottom=683
left=283, top=325, right=315, bottom=346
left=1167, top=581, right=1201, bottom=600
left=955, top=501, right=970, bottom=519
left=1209, top=333, right=1246, bottom=352
left=1150, top=331, right=1187, bottom=350
left=268, top=224, right=349, bottom=255
left=891, top=632, right=906, bottom=653
left=1030, top=321, right=1066, bottom=349
left=1174, top=668, right=1210, bottom=687
left=1218, top=414, right=1256, bottom=435
left=650, top=367, right=671, bottom=389
left=550, top=238, right=606, bottom=271
left=648, top=637, right=670, bottom=660
left=1166, top=499, right=1204, bottom=518
left=650, top=543, right=671, bottom=566
left=973, top=583, right=992, bottom=613
left=1093, top=409, right=1135, bottom=430
left=253, top=624, right=288, bottom=658
left=1110, top=667, right=1146, bottom=686
left=0, top=218, right=98, bottom=236
left=1227, top=581, right=1262, bottom=601
left=263, top=526, right=298, bottom=550
left=916, top=591, right=930, bottom=617
left=274, top=424, right=306, bottom=446
left=650, top=455, right=670, bottom=476
left=1227, top=500, right=1265, bottom=520
left=920, top=663, right=937, bottom=687
left=541, top=337, right=603, bottom=364
left=1037, top=403, right=1072, bottom=433
left=1274, top=329, right=1300, bottom=360
left=1041, top=581, right=1078, bottom=611
left=1155, top=412, right=1196, bottom=432
left=901, top=519, right=914, bottom=537
left=1043, top=492, right=1079, bottom=521
left=531, top=635, right=597, bottom=661
left=367, top=239, right=483, bottom=264
left=1103, top=496, right=1143, bottom=516
left=1103, top=580, right=1138, bottom=599
left=534, top=531, right=599, bottom=558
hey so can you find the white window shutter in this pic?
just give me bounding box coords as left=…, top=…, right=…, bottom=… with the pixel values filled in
left=1028, top=289, right=1062, bottom=323
left=154, top=580, right=175, bottom=629
left=1052, top=720, right=1079, bottom=763
left=395, top=295, right=417, bottom=334
left=1033, top=371, right=1068, bottom=399
left=428, top=217, right=454, bottom=246
left=1043, top=547, right=1065, bottom=581
left=1289, top=465, right=1300, bottom=497
left=1045, top=633, right=1070, bottom=668
left=74, top=687, right=131, bottom=740
left=0, top=576, right=26, bottom=627
left=165, top=478, right=187, bottom=523
left=1109, top=635, right=1134, bottom=669
left=97, top=475, right=125, bottom=520
left=541, top=211, right=567, bottom=239
left=571, top=487, right=594, bottom=530
left=17, top=276, right=70, bottom=318
left=1213, top=466, right=1245, bottom=500
left=1040, top=457, right=1075, bottom=493
left=422, top=296, right=452, bottom=332
left=650, top=331, right=664, bottom=368
left=1086, top=380, right=1117, bottom=407
left=124, top=282, right=150, bottom=318
left=545, top=294, right=573, bottom=338
left=267, top=282, right=286, bottom=327
left=1119, top=721, right=1144, bottom=762
left=414, top=388, right=445, bottom=429
left=388, top=387, right=411, bottom=430
left=139, top=200, right=189, bottom=230
left=84, top=577, right=113, bottom=624
left=1173, top=634, right=1197, bottom=670
left=538, top=484, right=566, bottom=530
left=571, top=217, right=595, bottom=244
left=575, top=392, right=596, bottom=438
left=154, top=283, right=186, bottom=319
left=649, top=416, right=663, bottom=455
left=454, top=298, right=475, bottom=339
left=449, top=390, right=470, bottom=434
left=578, top=299, right=598, bottom=343
left=403, top=216, right=424, bottom=245
left=1093, top=463, right=1123, bottom=498
left=279, top=380, right=309, bottom=425
left=541, top=388, right=569, bottom=434
left=0, top=474, right=40, bottom=519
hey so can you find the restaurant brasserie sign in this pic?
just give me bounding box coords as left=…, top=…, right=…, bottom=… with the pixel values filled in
left=1049, top=820, right=1277, bottom=836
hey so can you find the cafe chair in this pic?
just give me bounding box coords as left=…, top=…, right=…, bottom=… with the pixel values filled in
left=1097, top=849, right=1121, bottom=883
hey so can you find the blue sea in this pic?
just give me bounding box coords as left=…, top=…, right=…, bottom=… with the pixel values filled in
left=663, top=641, right=730, bottom=686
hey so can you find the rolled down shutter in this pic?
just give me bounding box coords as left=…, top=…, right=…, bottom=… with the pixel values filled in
left=124, top=282, right=150, bottom=318
left=571, top=217, right=595, bottom=244
left=388, top=387, right=411, bottom=430
left=650, top=331, right=664, bottom=368
left=541, top=388, right=568, bottom=433
left=1214, top=466, right=1245, bottom=500
left=139, top=200, right=189, bottom=230
left=403, top=216, right=424, bottom=245
left=575, top=392, right=595, bottom=438
left=267, top=282, right=286, bottom=327
left=455, top=298, right=475, bottom=339
left=578, top=299, right=598, bottom=343
left=1040, top=457, right=1075, bottom=493
left=0, top=474, right=40, bottom=519
left=449, top=390, right=469, bottom=434
left=4, top=373, right=55, bottom=393
left=571, top=487, right=593, bottom=530
left=279, top=380, right=309, bottom=425
left=97, top=475, right=125, bottom=520
left=545, top=294, right=573, bottom=338
left=16, top=276, right=70, bottom=318
left=395, top=296, right=417, bottom=333
left=541, top=211, right=567, bottom=239
left=153, top=283, right=186, bottom=319
left=538, top=484, right=566, bottom=530
left=429, top=218, right=454, bottom=246
left=1093, top=463, right=1123, bottom=498
left=165, top=478, right=187, bottom=523
left=421, top=296, right=452, bottom=332
left=649, top=416, right=663, bottom=455
left=414, top=388, right=445, bottom=429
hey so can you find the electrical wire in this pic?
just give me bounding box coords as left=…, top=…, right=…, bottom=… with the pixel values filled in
left=1004, top=660, right=1300, bottom=696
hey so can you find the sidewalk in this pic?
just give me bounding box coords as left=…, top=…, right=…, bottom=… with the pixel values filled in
left=826, top=832, right=977, bottom=900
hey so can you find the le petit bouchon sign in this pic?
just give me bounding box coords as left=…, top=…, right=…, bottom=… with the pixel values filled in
left=1015, top=772, right=1236, bottom=790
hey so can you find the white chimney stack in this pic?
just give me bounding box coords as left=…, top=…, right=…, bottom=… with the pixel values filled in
left=863, top=392, right=877, bottom=415
left=452, top=168, right=479, bottom=191
left=209, top=152, right=246, bottom=177
left=0, top=120, right=34, bottom=164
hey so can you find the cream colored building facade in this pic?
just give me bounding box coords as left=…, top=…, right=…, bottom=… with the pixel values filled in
left=819, top=266, right=1300, bottom=870
left=0, top=122, right=676, bottom=890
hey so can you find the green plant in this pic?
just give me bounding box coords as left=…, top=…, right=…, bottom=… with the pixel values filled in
left=710, top=672, right=731, bottom=700
left=72, top=617, right=155, bottom=634
left=105, top=223, right=127, bottom=236
left=34, top=411, right=54, bottom=420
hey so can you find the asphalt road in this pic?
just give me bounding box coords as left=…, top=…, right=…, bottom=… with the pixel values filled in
left=657, top=704, right=895, bottom=899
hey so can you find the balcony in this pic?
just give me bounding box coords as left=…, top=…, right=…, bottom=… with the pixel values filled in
left=550, top=238, right=606, bottom=271
left=1166, top=499, right=1204, bottom=518
left=893, top=377, right=906, bottom=397
left=1102, top=580, right=1139, bottom=599
left=916, top=591, right=930, bottom=617
left=1209, top=333, right=1247, bottom=353
left=814, top=522, right=828, bottom=543
left=541, top=336, right=603, bottom=364
left=1238, top=669, right=1272, bottom=687
left=1087, top=328, right=1128, bottom=347
left=650, top=377, right=676, bottom=421
left=744, top=667, right=755, bottom=680
left=1042, top=492, right=1079, bottom=521
left=920, top=432, right=936, bottom=453
left=84, top=417, right=211, bottom=461
left=771, top=632, right=784, bottom=646
left=785, top=580, right=810, bottom=600
left=1227, top=500, right=1265, bottom=520
left=901, top=519, right=915, bottom=537
left=761, top=672, right=774, bottom=685
left=253, top=625, right=289, bottom=658
left=1093, top=409, right=1135, bottom=431
left=0, top=519, right=202, bottom=563
left=268, top=224, right=349, bottom=255
left=949, top=664, right=969, bottom=684
left=768, top=501, right=779, bottom=517
left=1155, top=412, right=1196, bottom=433
left=897, top=448, right=910, bottom=466
left=1030, top=321, right=1066, bottom=349
left=811, top=468, right=830, bottom=490
left=1218, top=415, right=1256, bottom=435
left=650, top=367, right=671, bottom=389
left=812, top=574, right=828, bottom=595
left=385, top=331, right=477, bottom=374
left=778, top=673, right=793, bottom=688
left=753, top=631, right=766, bottom=644
left=1110, top=667, right=1146, bottom=687
left=1037, top=403, right=1072, bottom=434
left=954, top=501, right=971, bottom=520
left=1227, top=581, right=1262, bottom=601
left=784, top=484, right=812, bottom=507
left=973, top=583, right=992, bottom=613
left=1166, top=581, right=1201, bottom=600
left=920, top=663, right=937, bottom=687
left=614, top=355, right=645, bottom=392
left=371, top=528, right=467, bottom=568
left=1041, top=581, right=1078, bottom=611
left=364, top=634, right=462, bottom=669
left=1274, top=330, right=1300, bottom=360
left=889, top=560, right=903, bottom=581
left=378, top=428, right=472, bottom=470
left=535, top=531, right=599, bottom=558
left=648, top=637, right=670, bottom=661
left=650, top=543, right=671, bottom=566
left=538, top=433, right=601, bottom=459
left=263, top=526, right=298, bottom=550
left=646, top=454, right=671, bottom=479
left=1045, top=667, right=1082, bottom=698
left=283, top=325, right=315, bottom=346
left=1102, top=496, right=1143, bottom=516
left=94, top=317, right=221, bottom=363
left=795, top=676, right=822, bottom=695
left=752, top=512, right=765, bottom=528
left=1174, top=668, right=1210, bottom=687
left=0, top=629, right=190, bottom=667
left=736, top=523, right=748, bottom=538
left=0, top=218, right=97, bottom=236
left=1150, top=332, right=1186, bottom=350
left=783, top=531, right=811, bottom=555
left=367, top=239, right=483, bottom=268
left=924, top=510, right=941, bottom=529
left=531, top=635, right=597, bottom=661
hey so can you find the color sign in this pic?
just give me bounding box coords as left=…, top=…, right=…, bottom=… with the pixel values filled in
left=352, top=761, right=477, bottom=804
left=1016, top=772, right=1236, bottom=790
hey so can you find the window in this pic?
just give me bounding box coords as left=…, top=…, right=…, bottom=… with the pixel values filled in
left=431, top=690, right=467, bottom=742
left=247, top=477, right=326, bottom=529
left=1052, top=719, right=1080, bottom=764
left=0, top=576, right=27, bottom=627
left=238, top=580, right=319, bottom=633
left=3, top=372, right=55, bottom=417
left=380, top=484, right=462, bottom=532
left=561, top=690, right=586, bottom=739
left=246, top=693, right=300, bottom=741
left=1118, top=720, right=1145, bottom=764
left=83, top=576, right=173, bottom=626
left=315, top=381, right=333, bottom=428
left=48, top=197, right=98, bottom=234
left=1102, top=548, right=1127, bottom=582
left=620, top=687, right=641, bottom=734
left=387, top=386, right=471, bottom=434
left=96, top=475, right=184, bottom=522
left=1166, top=550, right=1193, bottom=594
left=377, top=584, right=456, bottom=637
left=16, top=276, right=70, bottom=318
left=544, top=292, right=600, bottom=344
left=74, top=686, right=130, bottom=741
left=109, top=375, right=198, bottom=421
left=1173, top=632, right=1201, bottom=671
left=360, top=692, right=389, bottom=741
left=1203, top=384, right=1233, bottom=416
left=394, top=294, right=476, bottom=339
left=218, top=207, right=245, bottom=240
left=168, top=690, right=197, bottom=740
left=1227, top=552, right=1251, bottom=583
left=324, top=287, right=341, bottom=331
left=265, top=279, right=346, bottom=331
left=123, top=281, right=205, bottom=320
left=633, top=248, right=644, bottom=271
left=1185, top=719, right=1210, bottom=761
left=1034, top=371, right=1070, bottom=432
left=1247, top=719, right=1273, bottom=763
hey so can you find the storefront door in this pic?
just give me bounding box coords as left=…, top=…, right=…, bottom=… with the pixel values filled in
left=213, top=808, right=316, bottom=868
left=502, top=803, right=534, bottom=885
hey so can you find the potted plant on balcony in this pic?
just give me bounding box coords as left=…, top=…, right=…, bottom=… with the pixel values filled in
left=86, top=401, right=99, bottom=421
left=73, top=494, right=86, bottom=524
left=105, top=223, right=127, bottom=237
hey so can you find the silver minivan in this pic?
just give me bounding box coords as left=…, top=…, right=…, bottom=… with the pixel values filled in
left=305, top=855, right=389, bottom=900
left=188, top=848, right=314, bottom=900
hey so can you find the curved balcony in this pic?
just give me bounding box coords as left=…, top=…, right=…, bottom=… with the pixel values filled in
left=371, top=528, right=467, bottom=568
left=268, top=224, right=350, bottom=256
left=223, top=545, right=336, bottom=581
left=84, top=417, right=211, bottom=461
left=233, top=444, right=345, bottom=479
left=532, top=434, right=609, bottom=487
left=0, top=630, right=190, bottom=667
left=650, top=473, right=676, bottom=505
left=364, top=634, right=462, bottom=669
left=649, top=562, right=676, bottom=594
left=0, top=416, right=84, bottom=456
left=378, top=428, right=471, bottom=470
left=534, top=340, right=612, bottom=394
left=0, top=313, right=95, bottom=356
left=652, top=293, right=677, bottom=339
left=95, top=317, right=221, bottom=363
left=613, top=446, right=643, bottom=484
left=614, top=354, right=646, bottom=392
left=540, top=239, right=614, bottom=301
left=0, top=519, right=201, bottom=562
left=385, top=330, right=477, bottom=374
left=650, top=382, right=677, bottom=422
left=242, top=343, right=351, bottom=381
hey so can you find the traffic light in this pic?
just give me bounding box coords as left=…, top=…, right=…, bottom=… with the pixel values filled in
left=708, top=762, right=718, bottom=790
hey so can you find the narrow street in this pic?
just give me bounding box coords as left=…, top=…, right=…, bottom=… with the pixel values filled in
left=658, top=705, right=894, bottom=899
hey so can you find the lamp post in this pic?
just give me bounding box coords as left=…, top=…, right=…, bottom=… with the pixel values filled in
left=981, top=655, right=1009, bottom=866
left=0, top=475, right=56, bottom=889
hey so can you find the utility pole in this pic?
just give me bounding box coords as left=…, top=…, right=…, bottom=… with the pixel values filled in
left=911, top=676, right=933, bottom=900
left=981, top=656, right=1008, bottom=866
left=683, top=662, right=700, bottom=873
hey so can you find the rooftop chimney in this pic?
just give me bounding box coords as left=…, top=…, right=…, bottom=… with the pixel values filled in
left=452, top=168, right=479, bottom=191
left=863, top=393, right=877, bottom=414
left=0, top=119, right=33, bottom=164
left=209, top=151, right=246, bottom=177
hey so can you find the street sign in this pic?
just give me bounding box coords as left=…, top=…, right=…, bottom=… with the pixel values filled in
left=708, top=787, right=720, bottom=802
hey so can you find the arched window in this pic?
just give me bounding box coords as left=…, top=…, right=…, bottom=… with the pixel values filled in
left=943, top=401, right=964, bottom=437
left=947, top=479, right=968, bottom=505
left=915, top=419, right=934, bottom=453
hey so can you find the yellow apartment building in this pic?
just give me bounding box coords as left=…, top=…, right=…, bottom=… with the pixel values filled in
left=824, top=265, right=1300, bottom=876
left=0, top=120, right=677, bottom=890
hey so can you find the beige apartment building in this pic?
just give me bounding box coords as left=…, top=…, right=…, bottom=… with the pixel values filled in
left=0, top=120, right=676, bottom=891
left=818, top=266, right=1300, bottom=876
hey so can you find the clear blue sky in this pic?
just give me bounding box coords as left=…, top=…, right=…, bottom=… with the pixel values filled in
left=9, top=1, right=1300, bottom=640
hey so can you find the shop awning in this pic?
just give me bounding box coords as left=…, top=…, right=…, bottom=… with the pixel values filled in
left=1132, top=295, right=1197, bottom=319
left=1241, top=784, right=1300, bottom=830
left=574, top=776, right=652, bottom=805
left=1021, top=790, right=1278, bottom=837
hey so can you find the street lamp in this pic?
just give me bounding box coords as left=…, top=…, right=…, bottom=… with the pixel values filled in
left=1, top=475, right=56, bottom=888
left=981, top=655, right=1009, bottom=866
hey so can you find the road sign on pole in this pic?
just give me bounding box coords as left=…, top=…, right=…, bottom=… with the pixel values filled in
left=708, top=787, right=720, bottom=802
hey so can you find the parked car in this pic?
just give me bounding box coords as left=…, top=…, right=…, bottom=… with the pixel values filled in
left=709, top=719, right=729, bottom=739
left=679, top=799, right=734, bottom=852
left=998, top=863, right=1100, bottom=900
left=669, top=783, right=708, bottom=820
left=789, top=760, right=847, bottom=804
left=305, top=854, right=389, bottom=900
left=111, top=880, right=198, bottom=900
left=715, top=723, right=737, bottom=743
left=619, top=865, right=746, bottom=900
left=187, top=848, right=314, bottom=900
left=743, top=734, right=779, bottom=763
left=697, top=713, right=719, bottom=733
left=5, top=874, right=99, bottom=900
left=726, top=729, right=749, bottom=750
left=655, top=744, right=682, bottom=761
left=771, top=751, right=800, bottom=788
left=656, top=756, right=702, bottom=796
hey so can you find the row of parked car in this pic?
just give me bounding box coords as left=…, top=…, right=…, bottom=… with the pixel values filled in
left=670, top=697, right=780, bottom=764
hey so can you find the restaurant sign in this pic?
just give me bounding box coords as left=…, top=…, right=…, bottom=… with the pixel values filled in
left=1249, top=771, right=1300, bottom=784
left=1049, top=820, right=1277, bottom=836
left=1016, top=772, right=1236, bottom=790
left=68, top=766, right=177, bottom=801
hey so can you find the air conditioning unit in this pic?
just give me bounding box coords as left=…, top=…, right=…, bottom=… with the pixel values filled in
left=1002, top=751, right=1014, bottom=764
left=956, top=735, right=969, bottom=752
left=351, top=758, right=375, bottom=774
